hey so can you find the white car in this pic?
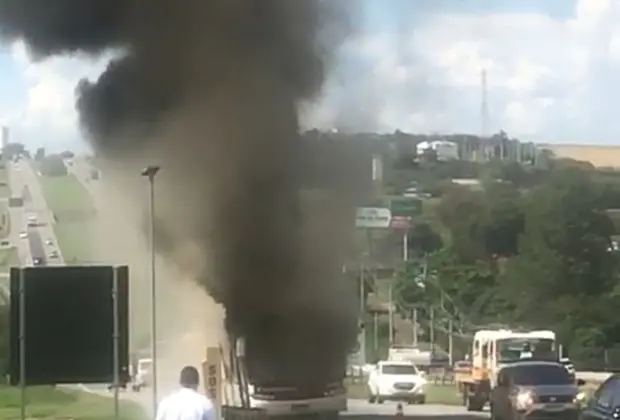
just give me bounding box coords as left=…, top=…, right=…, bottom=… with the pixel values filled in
left=19, top=232, right=28, bottom=239
left=131, top=358, right=153, bottom=392
left=367, top=361, right=427, bottom=404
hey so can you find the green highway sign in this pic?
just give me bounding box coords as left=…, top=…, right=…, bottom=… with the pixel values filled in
left=389, top=197, right=423, bottom=217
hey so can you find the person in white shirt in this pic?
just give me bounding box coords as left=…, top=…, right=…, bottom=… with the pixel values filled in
left=156, top=366, right=217, bottom=420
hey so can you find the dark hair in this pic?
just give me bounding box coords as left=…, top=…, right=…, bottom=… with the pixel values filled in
left=180, top=366, right=200, bottom=387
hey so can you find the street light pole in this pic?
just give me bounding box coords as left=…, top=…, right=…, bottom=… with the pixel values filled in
left=141, top=165, right=160, bottom=417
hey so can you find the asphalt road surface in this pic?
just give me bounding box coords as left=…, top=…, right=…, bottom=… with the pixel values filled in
left=11, top=159, right=65, bottom=266
left=79, top=382, right=488, bottom=419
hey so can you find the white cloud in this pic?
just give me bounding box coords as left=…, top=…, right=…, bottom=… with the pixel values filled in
left=7, top=0, right=620, bottom=148
left=311, top=0, right=620, bottom=143
left=2, top=41, right=106, bottom=151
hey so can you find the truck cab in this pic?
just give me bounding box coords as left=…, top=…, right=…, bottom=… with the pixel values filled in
left=459, top=329, right=557, bottom=412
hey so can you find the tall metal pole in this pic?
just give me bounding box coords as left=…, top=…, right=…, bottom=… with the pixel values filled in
left=430, top=307, right=435, bottom=351
left=112, top=267, right=120, bottom=420
left=388, top=283, right=393, bottom=346
left=359, top=258, right=366, bottom=365
left=448, top=319, right=453, bottom=366
left=412, top=308, right=418, bottom=347
left=373, top=312, right=378, bottom=354
left=141, top=165, right=160, bottom=417
left=148, top=177, right=157, bottom=416
left=19, top=268, right=26, bottom=420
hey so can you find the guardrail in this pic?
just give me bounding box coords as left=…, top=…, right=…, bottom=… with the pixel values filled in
left=347, top=365, right=614, bottom=385
left=576, top=371, right=614, bottom=383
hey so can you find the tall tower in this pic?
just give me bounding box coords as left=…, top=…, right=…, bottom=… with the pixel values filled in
left=481, top=69, right=489, bottom=138
left=480, top=69, right=490, bottom=161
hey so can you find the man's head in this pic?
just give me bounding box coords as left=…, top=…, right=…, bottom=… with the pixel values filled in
left=179, top=365, right=200, bottom=390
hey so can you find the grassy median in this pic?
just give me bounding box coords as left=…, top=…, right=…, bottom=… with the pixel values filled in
left=0, top=385, right=146, bottom=420
left=37, top=174, right=96, bottom=264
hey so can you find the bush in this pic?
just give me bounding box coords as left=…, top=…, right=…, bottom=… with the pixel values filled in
left=39, top=155, right=68, bottom=177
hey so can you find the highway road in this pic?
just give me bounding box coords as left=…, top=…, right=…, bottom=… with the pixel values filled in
left=10, top=159, right=65, bottom=267
left=76, top=381, right=488, bottom=419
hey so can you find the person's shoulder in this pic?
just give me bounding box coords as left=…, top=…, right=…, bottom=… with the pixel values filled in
left=197, top=393, right=214, bottom=410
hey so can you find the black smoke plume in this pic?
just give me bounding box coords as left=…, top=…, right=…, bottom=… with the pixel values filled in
left=0, top=0, right=361, bottom=386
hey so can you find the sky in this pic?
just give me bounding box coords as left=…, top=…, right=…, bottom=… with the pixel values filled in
left=0, top=0, right=619, bottom=151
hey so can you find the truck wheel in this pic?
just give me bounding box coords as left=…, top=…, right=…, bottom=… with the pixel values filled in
left=467, top=396, right=485, bottom=412
left=367, top=388, right=376, bottom=404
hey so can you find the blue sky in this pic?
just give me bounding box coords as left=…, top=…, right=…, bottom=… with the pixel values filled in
left=2, top=0, right=620, bottom=151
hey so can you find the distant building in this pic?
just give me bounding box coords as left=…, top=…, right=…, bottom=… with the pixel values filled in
left=1, top=126, right=8, bottom=149
left=416, top=140, right=459, bottom=161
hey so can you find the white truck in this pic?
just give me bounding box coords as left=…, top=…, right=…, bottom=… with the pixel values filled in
left=367, top=360, right=427, bottom=404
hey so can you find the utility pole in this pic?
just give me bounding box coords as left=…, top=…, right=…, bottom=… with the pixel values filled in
left=448, top=319, right=454, bottom=366
left=412, top=307, right=418, bottom=347
left=388, top=283, right=394, bottom=346
left=359, top=259, right=366, bottom=364
left=430, top=307, right=435, bottom=351
left=373, top=312, right=379, bottom=354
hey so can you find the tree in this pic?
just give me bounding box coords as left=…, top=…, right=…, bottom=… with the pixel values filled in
left=406, top=222, right=443, bottom=257
left=436, top=185, right=487, bottom=262
left=60, top=150, right=75, bottom=159
left=34, top=147, right=46, bottom=161
left=500, top=168, right=620, bottom=354
left=39, top=155, right=68, bottom=176
left=481, top=182, right=524, bottom=258
left=2, top=142, right=25, bottom=160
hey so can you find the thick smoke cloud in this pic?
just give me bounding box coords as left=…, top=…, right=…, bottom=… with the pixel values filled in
left=0, top=0, right=360, bottom=386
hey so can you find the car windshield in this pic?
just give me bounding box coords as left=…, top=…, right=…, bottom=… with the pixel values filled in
left=498, top=338, right=556, bottom=362
left=508, top=364, right=571, bottom=385
left=382, top=364, right=417, bottom=375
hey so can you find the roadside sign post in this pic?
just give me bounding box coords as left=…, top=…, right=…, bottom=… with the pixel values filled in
left=387, top=198, right=419, bottom=346
left=355, top=207, right=391, bottom=364
left=355, top=207, right=392, bottom=229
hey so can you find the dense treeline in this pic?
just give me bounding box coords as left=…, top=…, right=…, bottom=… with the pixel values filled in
left=392, top=158, right=620, bottom=368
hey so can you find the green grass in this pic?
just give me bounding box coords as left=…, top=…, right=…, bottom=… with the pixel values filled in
left=37, top=174, right=96, bottom=264
left=38, top=175, right=93, bottom=214
left=0, top=165, right=10, bottom=199
left=0, top=203, right=10, bottom=241
left=346, top=379, right=463, bottom=405
left=0, top=385, right=146, bottom=420
left=0, top=247, right=18, bottom=274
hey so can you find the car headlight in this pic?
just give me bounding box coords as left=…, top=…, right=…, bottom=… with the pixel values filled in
left=574, top=391, right=587, bottom=404
left=515, top=391, right=535, bottom=410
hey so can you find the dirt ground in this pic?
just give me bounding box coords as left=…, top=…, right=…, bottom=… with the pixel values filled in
left=545, top=144, right=620, bottom=168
